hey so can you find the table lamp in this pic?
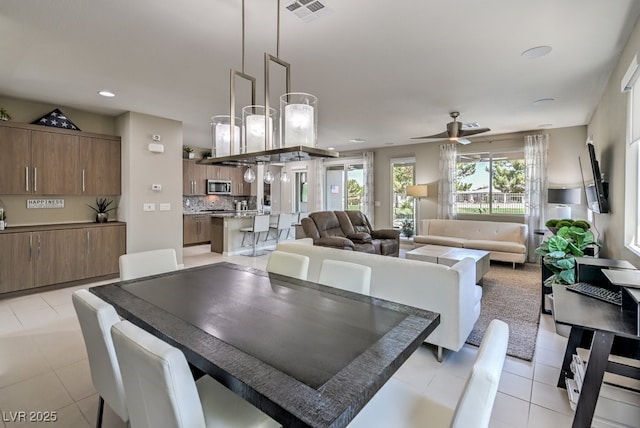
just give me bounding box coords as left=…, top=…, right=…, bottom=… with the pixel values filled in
left=548, top=188, right=581, bottom=219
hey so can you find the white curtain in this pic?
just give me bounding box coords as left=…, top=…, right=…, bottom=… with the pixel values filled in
left=437, top=143, right=457, bottom=219
left=363, top=151, right=375, bottom=225
left=524, top=134, right=549, bottom=262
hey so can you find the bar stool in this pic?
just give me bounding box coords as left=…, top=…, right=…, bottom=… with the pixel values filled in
left=240, top=214, right=270, bottom=256
left=267, top=213, right=293, bottom=243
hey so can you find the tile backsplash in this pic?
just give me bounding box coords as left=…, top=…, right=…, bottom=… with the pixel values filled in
left=183, top=195, right=255, bottom=213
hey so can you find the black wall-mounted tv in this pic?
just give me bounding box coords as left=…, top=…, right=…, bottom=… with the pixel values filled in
left=578, top=142, right=609, bottom=214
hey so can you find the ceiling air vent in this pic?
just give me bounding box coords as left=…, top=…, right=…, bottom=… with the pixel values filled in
left=284, top=0, right=331, bottom=22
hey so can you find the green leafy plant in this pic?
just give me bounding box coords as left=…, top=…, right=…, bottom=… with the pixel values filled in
left=0, top=108, right=11, bottom=121
left=87, top=197, right=117, bottom=214
left=183, top=146, right=194, bottom=153
left=400, top=219, right=414, bottom=238
left=535, top=225, right=598, bottom=286
left=0, top=210, right=5, bottom=221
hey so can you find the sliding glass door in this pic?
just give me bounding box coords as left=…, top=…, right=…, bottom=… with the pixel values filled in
left=391, top=158, right=415, bottom=229
left=325, top=162, right=365, bottom=211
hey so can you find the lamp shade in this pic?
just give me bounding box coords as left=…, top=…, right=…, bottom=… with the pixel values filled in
left=211, top=115, right=240, bottom=157
left=242, top=105, right=277, bottom=153
left=548, top=188, right=581, bottom=205
left=280, top=92, right=317, bottom=147
left=406, top=184, right=429, bottom=198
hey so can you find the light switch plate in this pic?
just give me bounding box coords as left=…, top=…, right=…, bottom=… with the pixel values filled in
left=143, top=203, right=156, bottom=212
left=159, top=203, right=171, bottom=211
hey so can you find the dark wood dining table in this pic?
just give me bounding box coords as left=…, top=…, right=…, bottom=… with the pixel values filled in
left=90, top=262, right=440, bottom=427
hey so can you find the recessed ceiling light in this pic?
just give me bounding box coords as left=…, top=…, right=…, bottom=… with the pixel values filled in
left=533, top=98, right=555, bottom=106
left=98, top=90, right=115, bottom=98
left=521, top=46, right=552, bottom=59
left=327, top=147, right=335, bottom=150
left=538, top=123, right=553, bottom=128
left=349, top=138, right=366, bottom=143
left=384, top=142, right=395, bottom=146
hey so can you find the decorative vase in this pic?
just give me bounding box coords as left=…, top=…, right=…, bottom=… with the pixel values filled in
left=96, top=213, right=108, bottom=223
left=0, top=221, right=5, bottom=230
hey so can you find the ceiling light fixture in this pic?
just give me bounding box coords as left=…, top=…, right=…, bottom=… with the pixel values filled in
left=98, top=90, right=115, bottom=97
left=348, top=138, right=366, bottom=143
left=266, top=0, right=318, bottom=149
left=521, top=45, right=552, bottom=60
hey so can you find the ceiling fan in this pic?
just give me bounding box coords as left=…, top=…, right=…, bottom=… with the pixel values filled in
left=412, top=111, right=490, bottom=144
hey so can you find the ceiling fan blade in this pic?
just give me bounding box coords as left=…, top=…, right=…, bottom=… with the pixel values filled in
left=457, top=138, right=472, bottom=145
left=458, top=127, right=491, bottom=137
left=411, top=130, right=449, bottom=139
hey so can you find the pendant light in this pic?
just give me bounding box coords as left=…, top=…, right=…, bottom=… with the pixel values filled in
left=211, top=115, right=240, bottom=157
left=244, top=165, right=256, bottom=183
left=265, top=0, right=317, bottom=149
left=263, top=165, right=275, bottom=184
left=280, top=170, right=290, bottom=183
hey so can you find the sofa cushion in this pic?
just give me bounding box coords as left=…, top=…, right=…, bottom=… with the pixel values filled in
left=414, top=235, right=466, bottom=247
left=465, top=239, right=526, bottom=254
left=309, top=211, right=346, bottom=238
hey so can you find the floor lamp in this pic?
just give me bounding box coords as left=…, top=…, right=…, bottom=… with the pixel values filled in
left=406, top=184, right=429, bottom=234
left=548, top=188, right=581, bottom=219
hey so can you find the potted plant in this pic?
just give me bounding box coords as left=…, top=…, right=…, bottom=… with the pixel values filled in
left=183, top=146, right=195, bottom=159
left=535, top=223, right=598, bottom=286
left=400, top=219, right=414, bottom=238
left=88, top=198, right=117, bottom=223
left=0, top=108, right=11, bottom=121
left=202, top=150, right=212, bottom=159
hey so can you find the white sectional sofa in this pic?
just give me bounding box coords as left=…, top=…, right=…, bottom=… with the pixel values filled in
left=276, top=239, right=482, bottom=360
left=414, top=219, right=528, bottom=265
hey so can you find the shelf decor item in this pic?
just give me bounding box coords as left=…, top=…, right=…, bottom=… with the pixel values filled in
left=88, top=198, right=117, bottom=223
left=0, top=108, right=11, bottom=121
left=31, top=108, right=80, bottom=130
left=0, top=208, right=6, bottom=230
left=183, top=146, right=195, bottom=159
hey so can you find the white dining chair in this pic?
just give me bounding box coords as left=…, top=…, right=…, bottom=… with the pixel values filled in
left=118, top=248, right=178, bottom=280
left=348, top=319, right=509, bottom=428
left=267, top=213, right=294, bottom=243
left=72, top=290, right=128, bottom=428
left=318, top=259, right=372, bottom=295
left=110, top=320, right=279, bottom=428
left=266, top=250, right=309, bottom=280
left=240, top=214, right=271, bottom=256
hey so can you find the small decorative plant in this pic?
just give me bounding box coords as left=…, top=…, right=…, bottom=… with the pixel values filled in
left=535, top=223, right=598, bottom=286
left=400, top=219, right=414, bottom=238
left=202, top=150, right=212, bottom=159
left=88, top=198, right=117, bottom=223
left=183, top=146, right=195, bottom=159
left=545, top=218, right=590, bottom=234
left=0, top=108, right=11, bottom=121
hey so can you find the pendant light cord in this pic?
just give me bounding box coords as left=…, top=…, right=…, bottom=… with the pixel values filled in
left=276, top=0, right=280, bottom=58
left=242, top=0, right=246, bottom=73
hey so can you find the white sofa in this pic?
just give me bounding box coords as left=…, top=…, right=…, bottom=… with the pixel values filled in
left=276, top=239, right=482, bottom=360
left=414, top=219, right=528, bottom=265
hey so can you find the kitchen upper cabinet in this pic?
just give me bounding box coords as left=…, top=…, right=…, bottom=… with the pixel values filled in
left=79, top=136, right=121, bottom=195
left=0, top=125, right=32, bottom=194
left=0, top=121, right=121, bottom=196
left=31, top=129, right=81, bottom=195
left=231, top=167, right=252, bottom=196
left=183, top=160, right=208, bottom=195
left=208, top=165, right=232, bottom=181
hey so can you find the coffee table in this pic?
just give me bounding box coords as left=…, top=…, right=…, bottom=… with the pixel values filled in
left=406, top=244, right=490, bottom=284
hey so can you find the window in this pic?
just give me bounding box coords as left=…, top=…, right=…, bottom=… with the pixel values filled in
left=391, top=157, right=415, bottom=229
left=456, top=151, right=525, bottom=215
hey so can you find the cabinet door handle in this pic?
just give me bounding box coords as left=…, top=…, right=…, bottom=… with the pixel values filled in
left=37, top=235, right=41, bottom=258
left=29, top=235, right=32, bottom=260
left=25, top=167, right=29, bottom=192
left=82, top=169, right=86, bottom=192
left=34, top=167, right=37, bottom=192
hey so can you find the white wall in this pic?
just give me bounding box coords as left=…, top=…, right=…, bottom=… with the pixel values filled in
left=586, top=13, right=640, bottom=265
left=116, top=112, right=184, bottom=263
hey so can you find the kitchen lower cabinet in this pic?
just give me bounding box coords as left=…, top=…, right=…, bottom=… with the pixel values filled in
left=183, top=215, right=211, bottom=245
left=0, top=223, right=126, bottom=295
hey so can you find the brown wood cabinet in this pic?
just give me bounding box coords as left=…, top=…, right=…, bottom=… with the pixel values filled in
left=183, top=160, right=208, bottom=195
left=231, top=167, right=252, bottom=196
left=0, top=223, right=126, bottom=295
left=0, top=121, right=121, bottom=196
left=183, top=215, right=211, bottom=245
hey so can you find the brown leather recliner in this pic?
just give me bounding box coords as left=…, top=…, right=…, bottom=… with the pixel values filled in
left=301, top=211, right=399, bottom=256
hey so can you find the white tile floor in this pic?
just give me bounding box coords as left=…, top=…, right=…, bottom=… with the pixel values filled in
left=0, top=245, right=578, bottom=428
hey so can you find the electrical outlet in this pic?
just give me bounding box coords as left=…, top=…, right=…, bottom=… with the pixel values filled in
left=143, top=203, right=156, bottom=212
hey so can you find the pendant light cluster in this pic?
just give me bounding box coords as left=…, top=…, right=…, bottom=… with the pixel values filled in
left=211, top=0, right=318, bottom=183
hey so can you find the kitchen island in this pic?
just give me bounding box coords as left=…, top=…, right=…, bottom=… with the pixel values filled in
left=210, top=211, right=295, bottom=255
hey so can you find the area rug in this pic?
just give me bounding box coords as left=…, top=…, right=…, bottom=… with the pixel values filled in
left=465, top=262, right=541, bottom=361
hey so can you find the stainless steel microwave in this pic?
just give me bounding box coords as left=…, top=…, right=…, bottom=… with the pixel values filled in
left=206, top=180, right=232, bottom=195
